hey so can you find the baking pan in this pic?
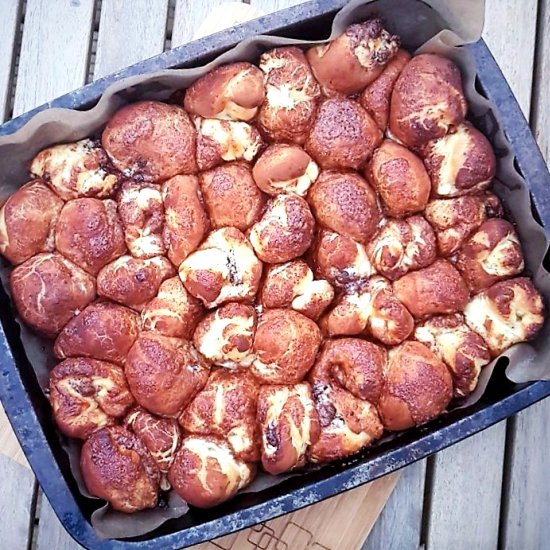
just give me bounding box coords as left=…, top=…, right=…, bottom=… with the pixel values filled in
left=1, top=1, right=550, bottom=548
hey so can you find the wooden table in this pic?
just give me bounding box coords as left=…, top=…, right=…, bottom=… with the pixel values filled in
left=1, top=1, right=549, bottom=548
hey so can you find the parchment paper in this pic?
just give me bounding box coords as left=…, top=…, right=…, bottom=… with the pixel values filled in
left=0, top=0, right=548, bottom=539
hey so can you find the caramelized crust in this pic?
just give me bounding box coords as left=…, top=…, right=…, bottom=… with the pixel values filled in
left=49, top=358, right=135, bottom=439
left=0, top=180, right=63, bottom=265
left=257, top=383, right=320, bottom=474
left=81, top=426, right=160, bottom=512
left=54, top=301, right=140, bottom=365
left=180, top=368, right=260, bottom=461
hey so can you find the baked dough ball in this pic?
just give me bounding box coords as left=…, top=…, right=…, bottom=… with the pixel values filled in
left=393, top=259, right=469, bottom=319
left=179, top=227, right=262, bottom=308
left=125, top=332, right=209, bottom=417
left=180, top=368, right=260, bottom=462
left=259, top=260, right=334, bottom=320
left=308, top=171, right=381, bottom=243
left=249, top=194, right=315, bottom=264
left=184, top=62, right=264, bottom=121
left=141, top=276, right=204, bottom=339
left=367, top=216, right=437, bottom=280
left=389, top=53, right=467, bottom=148
left=424, top=192, right=503, bottom=256
left=55, top=198, right=126, bottom=276
left=360, top=49, right=411, bottom=130
left=252, top=144, right=319, bottom=197
left=54, top=301, right=140, bottom=365
left=252, top=308, right=322, bottom=384
left=415, top=314, right=491, bottom=398
left=81, top=426, right=160, bottom=513
left=168, top=435, right=255, bottom=509
left=30, top=139, right=119, bottom=201
left=306, top=19, right=399, bottom=96
left=366, top=140, right=431, bottom=218
left=97, top=255, right=175, bottom=311
left=193, top=302, right=256, bottom=368
left=117, top=180, right=166, bottom=259
left=455, top=219, right=524, bottom=293
left=49, top=358, right=134, bottom=439
left=257, top=383, right=320, bottom=475
left=305, top=98, right=382, bottom=170
left=464, top=277, right=545, bottom=356
left=310, top=229, right=375, bottom=287
left=125, top=408, right=181, bottom=475
left=102, top=101, right=197, bottom=181
left=194, top=116, right=263, bottom=171
left=0, top=180, right=63, bottom=265
left=10, top=252, right=96, bottom=337
left=162, top=174, right=209, bottom=266
left=258, top=46, right=321, bottom=144
left=421, top=123, right=496, bottom=198
left=199, top=162, right=265, bottom=231
left=378, top=341, right=453, bottom=430
left=321, top=276, right=414, bottom=346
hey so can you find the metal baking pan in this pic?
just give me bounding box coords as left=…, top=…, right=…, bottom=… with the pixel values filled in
left=1, top=1, right=550, bottom=548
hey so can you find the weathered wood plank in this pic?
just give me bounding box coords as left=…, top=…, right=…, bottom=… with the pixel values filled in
left=0, top=0, right=21, bottom=120
left=94, top=0, right=170, bottom=79
left=0, top=455, right=36, bottom=548
left=249, top=0, right=305, bottom=11
left=37, top=494, right=84, bottom=550
left=362, top=460, right=426, bottom=550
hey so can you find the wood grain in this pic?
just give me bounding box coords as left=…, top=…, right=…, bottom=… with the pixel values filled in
left=94, top=0, right=170, bottom=79
left=0, top=0, right=21, bottom=120
left=249, top=0, right=304, bottom=11
left=12, top=0, right=95, bottom=117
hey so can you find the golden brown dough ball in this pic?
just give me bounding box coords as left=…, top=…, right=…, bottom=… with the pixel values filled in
left=125, top=408, right=182, bottom=475
left=393, top=259, right=469, bottom=319
left=421, top=122, right=496, bottom=198
left=180, top=368, right=260, bottom=462
left=305, top=98, right=382, bottom=170
left=125, top=332, right=209, bottom=418
left=252, top=144, right=319, bottom=197
left=415, top=314, right=491, bottom=398
left=97, top=255, right=175, bottom=311
left=378, top=341, right=453, bottom=431
left=249, top=194, right=315, bottom=264
left=257, top=383, right=320, bottom=475
left=168, top=435, right=255, bottom=509
left=184, top=62, right=265, bottom=121
left=0, top=180, right=63, bottom=265
left=464, top=277, right=545, bottom=356
left=366, top=140, right=431, bottom=218
left=30, top=139, right=119, bottom=201
left=194, top=116, right=263, bottom=171
left=367, top=216, right=437, bottom=281
left=252, top=308, right=322, bottom=384
left=360, top=49, right=411, bottom=131
left=389, top=53, right=467, bottom=148
left=259, top=260, right=334, bottom=320
left=81, top=426, right=160, bottom=513
left=10, top=252, right=96, bottom=337
left=54, top=301, right=140, bottom=365
left=55, top=198, right=126, bottom=276
left=141, top=276, right=204, bottom=339
left=49, top=358, right=134, bottom=439
left=193, top=302, right=256, bottom=368
left=162, top=174, right=209, bottom=266
left=199, top=162, right=265, bottom=231
left=179, top=227, right=262, bottom=308
left=308, top=171, right=381, bottom=243
left=258, top=47, right=321, bottom=144
left=455, top=219, right=524, bottom=293
left=117, top=180, right=166, bottom=259
left=306, top=19, right=400, bottom=96
left=309, top=229, right=375, bottom=287
left=424, top=192, right=503, bottom=256
left=102, top=101, right=197, bottom=182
